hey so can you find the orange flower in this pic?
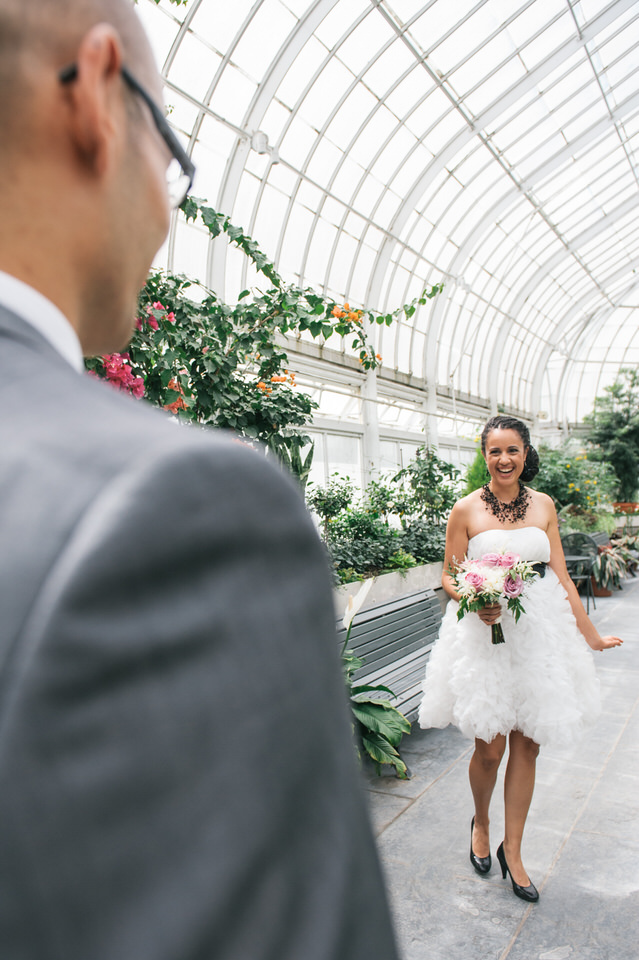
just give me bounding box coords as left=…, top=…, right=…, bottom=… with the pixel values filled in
left=266, top=387, right=273, bottom=395
left=376, top=353, right=382, bottom=361
left=256, top=381, right=267, bottom=391
left=164, top=397, right=187, bottom=414
left=270, top=375, right=287, bottom=382
left=331, top=305, right=341, bottom=317
left=344, top=302, right=350, bottom=310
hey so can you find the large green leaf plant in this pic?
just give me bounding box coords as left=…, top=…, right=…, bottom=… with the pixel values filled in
left=341, top=581, right=411, bottom=779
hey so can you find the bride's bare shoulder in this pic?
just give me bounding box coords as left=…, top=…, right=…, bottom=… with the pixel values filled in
left=528, top=487, right=555, bottom=513
left=450, top=489, right=483, bottom=519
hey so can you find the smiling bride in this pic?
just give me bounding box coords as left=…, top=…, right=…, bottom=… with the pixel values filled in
left=418, top=415, right=623, bottom=903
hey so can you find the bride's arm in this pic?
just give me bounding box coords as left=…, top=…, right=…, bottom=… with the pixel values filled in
left=545, top=504, right=623, bottom=651
left=442, top=500, right=469, bottom=602
left=443, top=498, right=501, bottom=625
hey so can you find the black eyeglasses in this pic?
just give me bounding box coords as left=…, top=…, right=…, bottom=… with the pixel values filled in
left=60, top=63, right=195, bottom=209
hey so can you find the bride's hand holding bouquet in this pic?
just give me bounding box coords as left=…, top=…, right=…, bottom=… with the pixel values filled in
left=451, top=550, right=539, bottom=644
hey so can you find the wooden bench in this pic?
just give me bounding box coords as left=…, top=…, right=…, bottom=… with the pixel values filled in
left=336, top=589, right=443, bottom=723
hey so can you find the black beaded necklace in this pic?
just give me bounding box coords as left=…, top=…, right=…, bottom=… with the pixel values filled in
left=480, top=482, right=531, bottom=524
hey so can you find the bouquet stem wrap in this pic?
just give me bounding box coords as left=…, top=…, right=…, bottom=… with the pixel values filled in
left=491, top=620, right=505, bottom=645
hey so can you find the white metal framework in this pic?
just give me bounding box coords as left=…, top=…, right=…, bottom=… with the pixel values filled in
left=139, top=0, right=639, bottom=480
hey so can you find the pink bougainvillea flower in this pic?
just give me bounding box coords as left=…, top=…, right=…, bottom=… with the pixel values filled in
left=130, top=376, right=145, bottom=399
left=135, top=316, right=157, bottom=331
left=100, top=353, right=145, bottom=399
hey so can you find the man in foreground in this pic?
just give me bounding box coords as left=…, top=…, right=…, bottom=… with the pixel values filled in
left=0, top=2, right=399, bottom=957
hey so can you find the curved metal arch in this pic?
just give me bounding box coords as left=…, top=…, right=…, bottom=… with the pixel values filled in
left=513, top=194, right=639, bottom=409
left=157, top=0, right=206, bottom=270
left=229, top=2, right=375, bottom=295
left=142, top=0, right=639, bottom=433
left=483, top=187, right=639, bottom=406
left=204, top=1, right=340, bottom=293
left=362, top=0, right=627, bottom=315
left=531, top=267, right=639, bottom=419
left=552, top=273, right=639, bottom=421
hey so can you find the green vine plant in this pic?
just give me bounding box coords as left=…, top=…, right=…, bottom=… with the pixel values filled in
left=86, top=197, right=443, bottom=475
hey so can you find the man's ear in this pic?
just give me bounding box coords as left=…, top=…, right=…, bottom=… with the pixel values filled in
left=61, top=24, right=125, bottom=176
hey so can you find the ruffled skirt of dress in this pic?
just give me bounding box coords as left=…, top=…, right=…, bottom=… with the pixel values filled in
left=418, top=570, right=601, bottom=748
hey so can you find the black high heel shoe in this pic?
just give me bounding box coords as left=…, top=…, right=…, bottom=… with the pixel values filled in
left=470, top=816, right=491, bottom=875
left=496, top=842, right=539, bottom=902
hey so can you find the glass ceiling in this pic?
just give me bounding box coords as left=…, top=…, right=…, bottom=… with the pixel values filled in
left=139, top=0, right=639, bottom=436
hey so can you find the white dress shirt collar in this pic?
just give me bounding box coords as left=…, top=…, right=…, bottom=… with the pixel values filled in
left=0, top=271, right=84, bottom=373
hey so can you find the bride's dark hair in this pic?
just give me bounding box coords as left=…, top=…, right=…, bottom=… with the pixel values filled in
left=481, top=415, right=540, bottom=483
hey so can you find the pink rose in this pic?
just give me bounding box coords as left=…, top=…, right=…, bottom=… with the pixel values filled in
left=481, top=552, right=502, bottom=566
left=464, top=571, right=485, bottom=589
left=498, top=552, right=519, bottom=569
left=503, top=574, right=523, bottom=598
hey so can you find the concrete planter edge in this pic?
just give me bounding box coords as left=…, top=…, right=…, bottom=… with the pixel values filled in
left=333, top=561, right=445, bottom=617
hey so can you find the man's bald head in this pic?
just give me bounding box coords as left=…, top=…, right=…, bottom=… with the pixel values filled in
left=0, top=0, right=156, bottom=148
left=0, top=0, right=172, bottom=354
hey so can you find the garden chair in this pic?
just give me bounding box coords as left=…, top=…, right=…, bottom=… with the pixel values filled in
left=560, top=532, right=598, bottom=614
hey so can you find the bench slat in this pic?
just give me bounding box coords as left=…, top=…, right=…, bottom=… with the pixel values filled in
left=337, top=588, right=442, bottom=722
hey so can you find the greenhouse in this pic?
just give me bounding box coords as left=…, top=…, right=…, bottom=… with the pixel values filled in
left=138, top=0, right=639, bottom=487
left=1, top=1, right=638, bottom=958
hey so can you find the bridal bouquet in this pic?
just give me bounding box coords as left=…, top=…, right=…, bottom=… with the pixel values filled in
left=452, top=551, right=539, bottom=644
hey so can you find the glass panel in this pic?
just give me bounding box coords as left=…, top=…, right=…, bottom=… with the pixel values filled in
left=326, top=434, right=362, bottom=488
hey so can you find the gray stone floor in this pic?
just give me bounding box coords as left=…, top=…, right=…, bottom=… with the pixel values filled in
left=364, top=575, right=639, bottom=960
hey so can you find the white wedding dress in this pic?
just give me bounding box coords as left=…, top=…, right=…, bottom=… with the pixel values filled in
left=418, top=526, right=600, bottom=747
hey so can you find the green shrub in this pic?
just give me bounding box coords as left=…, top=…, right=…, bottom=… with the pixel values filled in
left=532, top=445, right=617, bottom=511
left=400, top=521, right=446, bottom=564
left=385, top=549, right=418, bottom=572
left=464, top=447, right=490, bottom=494
left=308, top=446, right=457, bottom=581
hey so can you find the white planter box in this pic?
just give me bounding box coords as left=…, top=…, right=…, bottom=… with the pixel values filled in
left=333, top=562, right=444, bottom=617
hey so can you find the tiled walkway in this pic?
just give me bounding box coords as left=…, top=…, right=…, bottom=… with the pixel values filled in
left=365, top=576, right=638, bottom=960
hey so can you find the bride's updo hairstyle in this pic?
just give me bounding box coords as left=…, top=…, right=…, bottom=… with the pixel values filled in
left=481, top=415, right=540, bottom=483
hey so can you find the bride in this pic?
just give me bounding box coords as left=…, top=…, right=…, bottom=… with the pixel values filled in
left=418, top=415, right=622, bottom=902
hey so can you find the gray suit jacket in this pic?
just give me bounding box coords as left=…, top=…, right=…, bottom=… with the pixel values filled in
left=0, top=305, right=398, bottom=960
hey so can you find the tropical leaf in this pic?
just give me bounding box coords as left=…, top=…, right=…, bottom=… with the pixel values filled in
left=361, top=732, right=408, bottom=779
left=351, top=682, right=396, bottom=698
left=351, top=701, right=411, bottom=745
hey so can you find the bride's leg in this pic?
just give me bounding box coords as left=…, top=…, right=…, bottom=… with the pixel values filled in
left=503, top=730, right=540, bottom=885
left=469, top=734, right=506, bottom=857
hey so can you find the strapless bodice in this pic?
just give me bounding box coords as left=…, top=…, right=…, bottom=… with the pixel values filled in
left=467, top=526, right=551, bottom=563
